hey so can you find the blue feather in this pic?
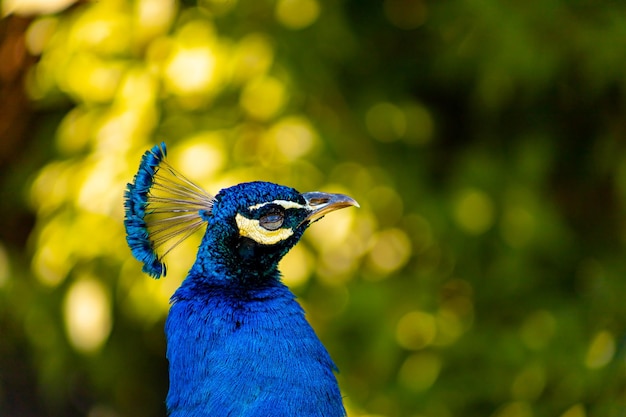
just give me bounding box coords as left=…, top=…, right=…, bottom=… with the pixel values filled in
left=124, top=143, right=357, bottom=416
left=124, top=143, right=214, bottom=278
left=124, top=142, right=168, bottom=278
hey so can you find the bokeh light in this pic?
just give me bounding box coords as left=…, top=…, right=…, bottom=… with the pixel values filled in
left=560, top=404, right=586, bottom=417
left=63, top=276, right=112, bottom=353
left=279, top=244, right=314, bottom=287
left=397, top=352, right=441, bottom=392
left=366, top=228, right=411, bottom=276
left=174, top=132, right=226, bottom=181
left=240, top=75, right=288, bottom=120
left=165, top=46, right=218, bottom=94
left=3, top=0, right=76, bottom=15
left=231, top=33, right=274, bottom=83
left=453, top=188, right=495, bottom=235
left=275, top=0, right=320, bottom=30
left=269, top=116, right=318, bottom=160
left=520, top=310, right=556, bottom=350
left=395, top=310, right=437, bottom=350
left=584, top=330, right=615, bottom=369
left=511, top=363, right=546, bottom=401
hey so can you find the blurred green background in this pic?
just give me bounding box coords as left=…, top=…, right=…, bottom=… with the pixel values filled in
left=1, top=0, right=625, bottom=416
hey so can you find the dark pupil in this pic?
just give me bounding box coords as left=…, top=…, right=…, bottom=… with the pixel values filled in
left=260, top=210, right=284, bottom=231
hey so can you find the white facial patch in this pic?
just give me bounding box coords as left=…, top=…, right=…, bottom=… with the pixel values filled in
left=247, top=200, right=306, bottom=211
left=235, top=214, right=294, bottom=245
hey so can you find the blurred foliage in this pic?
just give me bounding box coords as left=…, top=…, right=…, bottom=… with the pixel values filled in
left=1, top=0, right=626, bottom=416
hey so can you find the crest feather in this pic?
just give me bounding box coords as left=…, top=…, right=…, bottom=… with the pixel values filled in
left=124, top=143, right=214, bottom=278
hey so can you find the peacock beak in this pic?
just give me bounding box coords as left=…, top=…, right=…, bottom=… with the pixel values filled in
left=301, top=191, right=359, bottom=224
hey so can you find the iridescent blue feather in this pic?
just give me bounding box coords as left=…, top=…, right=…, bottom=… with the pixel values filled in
left=124, top=143, right=214, bottom=278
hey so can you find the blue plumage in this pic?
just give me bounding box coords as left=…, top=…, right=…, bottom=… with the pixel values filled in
left=124, top=144, right=358, bottom=416
left=124, top=143, right=168, bottom=277
left=124, top=143, right=215, bottom=279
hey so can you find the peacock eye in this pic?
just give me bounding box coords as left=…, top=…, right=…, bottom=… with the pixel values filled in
left=259, top=209, right=284, bottom=231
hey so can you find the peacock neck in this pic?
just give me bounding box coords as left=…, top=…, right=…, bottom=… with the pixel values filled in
left=165, top=278, right=345, bottom=417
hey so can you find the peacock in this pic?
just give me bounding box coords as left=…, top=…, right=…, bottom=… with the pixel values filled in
left=124, top=143, right=358, bottom=416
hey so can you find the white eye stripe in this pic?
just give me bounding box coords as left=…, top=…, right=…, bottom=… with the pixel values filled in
left=235, top=214, right=294, bottom=245
left=248, top=200, right=306, bottom=211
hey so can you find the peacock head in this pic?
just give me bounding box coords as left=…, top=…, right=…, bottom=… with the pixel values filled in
left=124, top=143, right=358, bottom=279
left=205, top=181, right=358, bottom=273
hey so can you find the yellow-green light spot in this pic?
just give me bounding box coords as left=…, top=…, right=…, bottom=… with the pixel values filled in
left=279, top=244, right=313, bottom=287
left=25, top=17, right=58, bottom=55
left=240, top=76, right=287, bottom=120
left=395, top=311, right=437, bottom=350
left=57, top=108, right=95, bottom=154
left=231, top=33, right=274, bottom=83
left=511, top=363, right=546, bottom=401
left=64, top=55, right=123, bottom=103
left=77, top=157, right=120, bottom=215
left=175, top=133, right=226, bottom=181
left=434, top=309, right=463, bottom=346
left=560, top=404, right=586, bottom=417
left=63, top=277, right=112, bottom=353
left=4, top=0, right=75, bottom=15
left=165, top=46, right=218, bottom=95
left=398, top=352, right=441, bottom=392
left=270, top=116, right=317, bottom=160
left=453, top=188, right=494, bottom=235
left=585, top=330, right=615, bottom=369
left=317, top=244, right=359, bottom=285
left=520, top=310, right=556, bottom=350
left=32, top=217, right=73, bottom=287
left=134, top=0, right=176, bottom=45
left=275, top=0, right=320, bottom=30
left=367, top=228, right=412, bottom=276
